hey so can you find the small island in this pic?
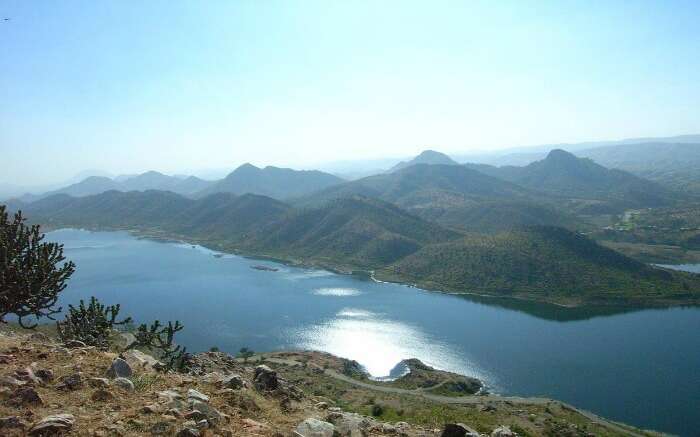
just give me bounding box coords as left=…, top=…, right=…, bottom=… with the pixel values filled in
left=251, top=264, right=279, bottom=272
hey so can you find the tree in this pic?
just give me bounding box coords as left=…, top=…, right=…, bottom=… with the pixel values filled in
left=0, top=206, right=75, bottom=328
left=238, top=347, right=254, bottom=362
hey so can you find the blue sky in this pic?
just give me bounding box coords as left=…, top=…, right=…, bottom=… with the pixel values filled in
left=1, top=1, right=699, bottom=185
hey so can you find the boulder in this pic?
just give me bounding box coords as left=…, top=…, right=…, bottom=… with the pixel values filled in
left=91, top=389, right=114, bottom=402
left=88, top=377, right=110, bottom=388
left=56, top=373, right=82, bottom=390
left=189, top=400, right=222, bottom=425
left=28, top=414, right=74, bottom=436
left=491, top=425, right=517, bottom=437
left=122, top=349, right=161, bottom=370
left=326, top=411, right=374, bottom=436
left=9, top=387, right=43, bottom=406
left=0, top=376, right=26, bottom=388
left=254, top=365, right=279, bottom=391
left=441, top=423, right=480, bottom=437
left=295, top=418, right=336, bottom=437
left=113, top=377, right=135, bottom=391
left=187, top=388, right=210, bottom=403
left=106, top=357, right=132, bottom=379
left=221, top=374, right=246, bottom=389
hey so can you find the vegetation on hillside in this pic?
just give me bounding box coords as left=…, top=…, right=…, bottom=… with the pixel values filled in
left=380, top=226, right=700, bottom=306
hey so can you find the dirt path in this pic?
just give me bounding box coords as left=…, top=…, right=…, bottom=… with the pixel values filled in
left=261, top=356, right=650, bottom=437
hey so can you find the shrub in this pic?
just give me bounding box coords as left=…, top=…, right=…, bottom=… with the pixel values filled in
left=126, top=320, right=189, bottom=372
left=56, top=296, right=132, bottom=347
left=0, top=206, right=75, bottom=328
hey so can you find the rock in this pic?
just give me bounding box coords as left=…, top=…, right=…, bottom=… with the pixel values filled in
left=176, top=428, right=200, bottom=437
left=295, top=418, right=336, bottom=437
left=480, top=404, right=497, bottom=412
left=150, top=421, right=175, bottom=435
left=88, top=377, right=110, bottom=388
left=113, top=377, right=135, bottom=391
left=142, top=404, right=161, bottom=414
left=0, top=375, right=26, bottom=388
left=167, top=408, right=183, bottom=417
left=122, top=349, right=161, bottom=370
left=9, top=386, right=43, bottom=406
left=316, top=401, right=329, bottom=410
left=254, top=364, right=279, bottom=391
left=0, top=416, right=26, bottom=432
left=221, top=374, right=246, bottom=389
left=0, top=354, right=13, bottom=364
left=242, top=418, right=269, bottom=433
left=326, top=411, right=373, bottom=437
left=187, top=388, right=210, bottom=403
left=63, top=339, right=87, bottom=348
left=491, top=425, right=517, bottom=437
left=91, top=389, right=114, bottom=402
left=441, top=423, right=480, bottom=437
left=189, top=400, right=222, bottom=425
left=56, top=373, right=82, bottom=390
left=158, top=389, right=183, bottom=401
left=381, top=423, right=397, bottom=434
left=184, top=410, right=208, bottom=422
left=196, top=419, right=209, bottom=429
left=28, top=414, right=74, bottom=436
left=106, top=358, right=132, bottom=378
left=34, top=369, right=54, bottom=383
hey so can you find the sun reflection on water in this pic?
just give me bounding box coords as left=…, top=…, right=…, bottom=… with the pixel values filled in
left=291, top=307, right=489, bottom=383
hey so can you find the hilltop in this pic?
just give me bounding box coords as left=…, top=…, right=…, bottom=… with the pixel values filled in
left=0, top=327, right=659, bottom=436
left=464, top=150, right=678, bottom=213
left=389, top=150, right=459, bottom=172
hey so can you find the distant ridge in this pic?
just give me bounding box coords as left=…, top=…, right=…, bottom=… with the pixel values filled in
left=464, top=149, right=679, bottom=211
left=197, top=163, right=344, bottom=199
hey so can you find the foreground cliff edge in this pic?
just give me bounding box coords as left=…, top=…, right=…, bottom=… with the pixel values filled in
left=0, top=327, right=661, bottom=437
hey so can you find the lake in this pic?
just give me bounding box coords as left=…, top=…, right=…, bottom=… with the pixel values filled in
left=49, top=229, right=700, bottom=436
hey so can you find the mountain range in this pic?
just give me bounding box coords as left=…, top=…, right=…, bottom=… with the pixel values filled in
left=9, top=187, right=700, bottom=306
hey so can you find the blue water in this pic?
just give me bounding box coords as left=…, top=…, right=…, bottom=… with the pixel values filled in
left=50, top=229, right=700, bottom=436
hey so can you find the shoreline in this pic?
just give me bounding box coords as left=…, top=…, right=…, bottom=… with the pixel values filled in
left=48, top=224, right=700, bottom=309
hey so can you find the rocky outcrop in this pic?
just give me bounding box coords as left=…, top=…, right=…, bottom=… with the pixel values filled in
left=295, top=417, right=336, bottom=437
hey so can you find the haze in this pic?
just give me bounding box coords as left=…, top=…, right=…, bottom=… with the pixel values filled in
left=2, top=0, right=699, bottom=186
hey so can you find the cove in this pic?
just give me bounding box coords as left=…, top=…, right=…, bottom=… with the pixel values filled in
left=49, top=229, right=700, bottom=436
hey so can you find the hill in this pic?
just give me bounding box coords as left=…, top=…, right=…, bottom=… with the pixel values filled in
left=197, top=164, right=344, bottom=199
left=12, top=190, right=700, bottom=306
left=389, top=150, right=458, bottom=172
left=380, top=226, right=700, bottom=306
left=19, top=190, right=291, bottom=243
left=16, top=172, right=216, bottom=202
left=238, top=196, right=460, bottom=268
left=298, top=164, right=576, bottom=232
left=575, top=142, right=700, bottom=195
left=464, top=149, right=678, bottom=212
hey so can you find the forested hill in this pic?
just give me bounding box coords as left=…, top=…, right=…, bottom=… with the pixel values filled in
left=464, top=149, right=679, bottom=210
left=8, top=190, right=700, bottom=306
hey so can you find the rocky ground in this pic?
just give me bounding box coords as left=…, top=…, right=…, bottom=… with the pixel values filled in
left=0, top=328, right=662, bottom=436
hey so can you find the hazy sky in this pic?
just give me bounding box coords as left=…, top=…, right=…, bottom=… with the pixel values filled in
left=2, top=1, right=699, bottom=185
